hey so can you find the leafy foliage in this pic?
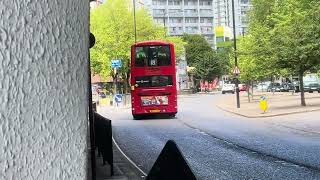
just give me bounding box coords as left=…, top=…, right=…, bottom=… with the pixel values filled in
left=182, top=34, right=230, bottom=81
left=90, top=0, right=185, bottom=87
left=240, top=0, right=320, bottom=106
left=182, top=34, right=213, bottom=66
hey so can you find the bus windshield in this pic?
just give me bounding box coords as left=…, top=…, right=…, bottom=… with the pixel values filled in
left=135, top=45, right=171, bottom=67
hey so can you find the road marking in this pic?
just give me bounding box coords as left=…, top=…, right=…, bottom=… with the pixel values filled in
left=178, top=119, right=320, bottom=171
left=112, top=137, right=147, bottom=176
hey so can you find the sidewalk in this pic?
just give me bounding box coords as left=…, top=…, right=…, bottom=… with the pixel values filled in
left=95, top=107, right=146, bottom=180
left=96, top=140, right=146, bottom=180
left=217, top=92, right=320, bottom=135
left=217, top=91, right=320, bottom=118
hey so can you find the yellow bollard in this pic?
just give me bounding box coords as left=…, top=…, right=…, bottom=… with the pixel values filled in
left=260, top=96, right=268, bottom=113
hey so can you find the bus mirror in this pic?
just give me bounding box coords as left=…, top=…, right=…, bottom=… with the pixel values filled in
left=135, top=84, right=139, bottom=87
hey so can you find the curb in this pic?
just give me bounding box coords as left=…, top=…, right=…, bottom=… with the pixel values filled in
left=112, top=138, right=147, bottom=177
left=216, top=105, right=320, bottom=118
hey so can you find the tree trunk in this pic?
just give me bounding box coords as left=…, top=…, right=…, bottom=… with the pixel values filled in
left=251, top=80, right=254, bottom=99
left=246, top=82, right=250, bottom=103
left=299, top=71, right=306, bottom=106
left=271, top=76, right=275, bottom=95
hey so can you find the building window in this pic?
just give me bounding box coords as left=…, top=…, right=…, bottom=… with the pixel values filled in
left=168, top=0, right=182, bottom=5
left=186, top=0, right=197, bottom=5
left=186, top=26, right=198, bottom=33
left=153, top=9, right=165, bottom=16
left=200, top=1, right=212, bottom=6
left=240, top=0, right=250, bottom=4
left=216, top=37, right=224, bottom=43
left=152, top=0, right=166, bottom=5
left=154, top=18, right=165, bottom=24
left=200, top=18, right=213, bottom=23
left=185, top=18, right=198, bottom=23
left=169, top=18, right=183, bottom=23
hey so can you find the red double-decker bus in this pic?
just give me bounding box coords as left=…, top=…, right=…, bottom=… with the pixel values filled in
left=130, top=41, right=177, bottom=119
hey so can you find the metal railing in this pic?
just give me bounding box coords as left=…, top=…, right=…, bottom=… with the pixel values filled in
left=94, top=112, right=114, bottom=176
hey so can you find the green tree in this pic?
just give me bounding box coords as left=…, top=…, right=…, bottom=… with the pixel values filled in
left=182, top=34, right=229, bottom=85
left=194, top=51, right=225, bottom=81
left=269, top=0, right=320, bottom=106
left=243, top=0, right=320, bottom=106
left=182, top=34, right=213, bottom=66
left=90, top=0, right=185, bottom=92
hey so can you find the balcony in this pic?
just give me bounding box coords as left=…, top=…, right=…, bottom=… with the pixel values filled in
left=168, top=5, right=183, bottom=9
left=167, top=22, right=184, bottom=27
left=185, top=22, right=199, bottom=26
left=200, top=22, right=214, bottom=26
left=169, top=31, right=184, bottom=36
left=184, top=12, right=198, bottom=17
left=200, top=31, right=214, bottom=35
left=168, top=12, right=184, bottom=17
left=153, top=12, right=166, bottom=17
left=199, top=11, right=214, bottom=17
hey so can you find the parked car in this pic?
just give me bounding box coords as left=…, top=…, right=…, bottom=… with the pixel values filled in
left=267, top=83, right=282, bottom=92
left=222, top=84, right=235, bottom=94
left=281, top=82, right=294, bottom=92
left=257, top=81, right=271, bottom=91
left=304, top=81, right=320, bottom=93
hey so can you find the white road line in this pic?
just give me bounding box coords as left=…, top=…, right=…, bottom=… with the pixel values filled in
left=112, top=137, right=148, bottom=176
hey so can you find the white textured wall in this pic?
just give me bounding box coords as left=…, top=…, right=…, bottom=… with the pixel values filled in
left=0, top=0, right=89, bottom=179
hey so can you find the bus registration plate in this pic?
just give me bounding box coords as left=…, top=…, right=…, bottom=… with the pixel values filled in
left=150, top=109, right=161, bottom=113
left=141, top=96, right=168, bottom=106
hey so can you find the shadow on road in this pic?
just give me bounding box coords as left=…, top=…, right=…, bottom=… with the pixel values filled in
left=134, top=114, right=177, bottom=121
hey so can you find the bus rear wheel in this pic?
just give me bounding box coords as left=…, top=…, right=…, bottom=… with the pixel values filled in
left=133, top=115, right=143, bottom=120
left=168, top=113, right=176, bottom=119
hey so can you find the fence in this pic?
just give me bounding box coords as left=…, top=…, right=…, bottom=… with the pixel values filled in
left=94, top=112, right=113, bottom=176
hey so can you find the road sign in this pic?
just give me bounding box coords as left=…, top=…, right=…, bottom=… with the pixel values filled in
left=114, top=94, right=123, bottom=103
left=111, top=59, right=122, bottom=68
left=233, top=66, right=240, bottom=76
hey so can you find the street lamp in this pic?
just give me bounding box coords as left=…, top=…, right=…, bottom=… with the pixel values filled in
left=231, top=0, right=240, bottom=108
left=133, top=0, right=137, bottom=42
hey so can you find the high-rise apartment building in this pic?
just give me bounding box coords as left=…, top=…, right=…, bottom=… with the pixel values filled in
left=142, top=0, right=252, bottom=47
left=214, top=0, right=251, bottom=35
left=143, top=0, right=216, bottom=47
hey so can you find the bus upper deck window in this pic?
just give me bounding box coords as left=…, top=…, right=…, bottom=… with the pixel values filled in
left=134, top=45, right=171, bottom=67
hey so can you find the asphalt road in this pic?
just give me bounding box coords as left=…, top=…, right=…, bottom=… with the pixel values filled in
left=99, top=94, right=320, bottom=180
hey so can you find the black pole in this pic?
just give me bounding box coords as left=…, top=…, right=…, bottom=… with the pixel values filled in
left=88, top=39, right=96, bottom=180
left=133, top=0, right=137, bottom=42
left=163, top=11, right=166, bottom=37
left=231, top=0, right=240, bottom=108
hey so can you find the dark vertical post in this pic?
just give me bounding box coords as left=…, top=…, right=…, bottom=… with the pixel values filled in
left=88, top=36, right=96, bottom=180
left=133, top=0, right=137, bottom=42
left=231, top=0, right=240, bottom=108
left=163, top=10, right=166, bottom=37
